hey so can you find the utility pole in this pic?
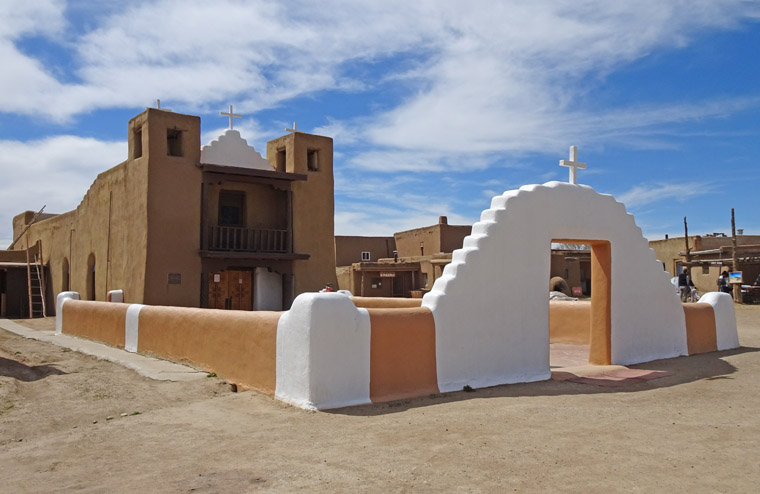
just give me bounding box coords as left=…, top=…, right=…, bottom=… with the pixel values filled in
left=731, top=208, right=741, bottom=304
left=683, top=217, right=691, bottom=265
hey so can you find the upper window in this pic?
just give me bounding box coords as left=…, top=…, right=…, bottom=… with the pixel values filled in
left=133, top=127, right=143, bottom=159
left=361, top=251, right=371, bottom=261
left=307, top=149, right=319, bottom=171
left=218, top=190, right=245, bottom=227
left=167, top=129, right=183, bottom=157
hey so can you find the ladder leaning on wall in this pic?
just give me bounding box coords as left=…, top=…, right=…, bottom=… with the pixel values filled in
left=25, top=238, right=46, bottom=318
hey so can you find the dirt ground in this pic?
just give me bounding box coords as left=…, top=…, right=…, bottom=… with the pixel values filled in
left=1, top=306, right=759, bottom=493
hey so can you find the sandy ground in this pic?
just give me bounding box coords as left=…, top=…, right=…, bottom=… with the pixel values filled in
left=1, top=306, right=759, bottom=493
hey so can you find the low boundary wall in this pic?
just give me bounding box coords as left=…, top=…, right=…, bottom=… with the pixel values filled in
left=56, top=290, right=740, bottom=410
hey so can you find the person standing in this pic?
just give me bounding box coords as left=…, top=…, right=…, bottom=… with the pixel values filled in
left=718, top=271, right=732, bottom=294
left=678, top=268, right=691, bottom=302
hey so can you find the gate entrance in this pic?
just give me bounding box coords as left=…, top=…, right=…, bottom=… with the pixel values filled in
left=208, top=270, right=252, bottom=310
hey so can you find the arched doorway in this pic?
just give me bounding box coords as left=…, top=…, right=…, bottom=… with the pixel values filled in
left=86, top=253, right=96, bottom=300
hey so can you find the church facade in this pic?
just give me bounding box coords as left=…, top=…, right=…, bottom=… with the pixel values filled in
left=4, top=108, right=337, bottom=315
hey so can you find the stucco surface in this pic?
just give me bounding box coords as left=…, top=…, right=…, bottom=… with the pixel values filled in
left=61, top=299, right=128, bottom=348
left=275, top=293, right=370, bottom=409
left=423, top=182, right=689, bottom=393
left=682, top=303, right=717, bottom=355
left=350, top=297, right=422, bottom=308
left=549, top=301, right=590, bottom=345
left=368, top=307, right=438, bottom=402
left=698, top=291, right=739, bottom=350
left=138, top=306, right=280, bottom=395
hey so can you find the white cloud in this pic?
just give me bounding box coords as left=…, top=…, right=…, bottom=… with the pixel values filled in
left=618, top=182, right=713, bottom=209
left=0, top=136, right=125, bottom=246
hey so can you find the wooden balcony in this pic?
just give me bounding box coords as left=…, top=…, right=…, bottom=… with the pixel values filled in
left=207, top=226, right=290, bottom=253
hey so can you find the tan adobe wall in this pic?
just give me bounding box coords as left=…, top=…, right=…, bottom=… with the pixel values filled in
left=367, top=307, right=438, bottom=403
left=549, top=301, right=591, bottom=345
left=205, top=182, right=288, bottom=232
left=439, top=224, right=472, bottom=254
left=267, top=132, right=337, bottom=294
left=138, top=306, right=280, bottom=395
left=350, top=296, right=423, bottom=308
left=59, top=300, right=281, bottom=395
left=141, top=109, right=203, bottom=307
left=11, top=211, right=59, bottom=244
left=394, top=224, right=442, bottom=257
left=334, top=236, right=395, bottom=266
left=61, top=300, right=128, bottom=347
left=682, top=303, right=717, bottom=355
left=22, top=152, right=150, bottom=306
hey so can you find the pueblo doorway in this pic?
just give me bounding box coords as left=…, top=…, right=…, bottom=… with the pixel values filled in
left=208, top=270, right=252, bottom=310
left=549, top=240, right=611, bottom=367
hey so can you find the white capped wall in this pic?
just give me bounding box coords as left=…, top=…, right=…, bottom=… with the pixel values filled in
left=422, top=182, right=689, bottom=393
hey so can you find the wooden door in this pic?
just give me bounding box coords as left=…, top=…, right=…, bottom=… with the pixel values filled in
left=207, top=270, right=253, bottom=310
left=208, top=271, right=228, bottom=309
left=228, top=270, right=252, bottom=311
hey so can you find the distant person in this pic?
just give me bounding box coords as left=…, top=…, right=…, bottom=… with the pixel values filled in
left=319, top=283, right=335, bottom=293
left=678, top=268, right=691, bottom=302
left=718, top=271, right=732, bottom=294
left=687, top=276, right=699, bottom=302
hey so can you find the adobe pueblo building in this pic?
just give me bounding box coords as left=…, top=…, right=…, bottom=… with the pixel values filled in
left=1, top=108, right=337, bottom=317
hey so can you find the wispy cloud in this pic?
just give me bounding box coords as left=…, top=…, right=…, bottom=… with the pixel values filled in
left=618, top=182, right=714, bottom=209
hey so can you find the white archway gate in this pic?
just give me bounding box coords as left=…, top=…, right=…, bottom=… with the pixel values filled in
left=422, top=182, right=688, bottom=393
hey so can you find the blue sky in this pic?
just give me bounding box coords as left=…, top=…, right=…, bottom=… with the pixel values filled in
left=1, top=0, right=759, bottom=247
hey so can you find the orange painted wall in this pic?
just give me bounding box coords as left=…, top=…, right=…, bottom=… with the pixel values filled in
left=351, top=297, right=422, bottom=308
left=682, top=304, right=717, bottom=355
left=549, top=301, right=591, bottom=345
left=61, top=300, right=128, bottom=348
left=368, top=307, right=439, bottom=402
left=137, top=306, right=281, bottom=395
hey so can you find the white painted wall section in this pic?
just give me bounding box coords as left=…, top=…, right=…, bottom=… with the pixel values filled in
left=107, top=290, right=124, bottom=303
left=423, top=182, right=689, bottom=393
left=55, top=291, right=80, bottom=335
left=125, top=304, right=145, bottom=353
left=697, top=292, right=740, bottom=350
left=200, top=130, right=274, bottom=170
left=254, top=267, right=283, bottom=311
left=275, top=292, right=371, bottom=410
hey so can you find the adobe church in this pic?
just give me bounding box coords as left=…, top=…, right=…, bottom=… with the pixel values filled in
left=1, top=107, right=337, bottom=316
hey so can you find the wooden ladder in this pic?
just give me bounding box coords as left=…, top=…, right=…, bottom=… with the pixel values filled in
left=25, top=239, right=46, bottom=318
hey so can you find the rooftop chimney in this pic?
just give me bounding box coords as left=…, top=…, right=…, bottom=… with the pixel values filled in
left=438, top=215, right=448, bottom=225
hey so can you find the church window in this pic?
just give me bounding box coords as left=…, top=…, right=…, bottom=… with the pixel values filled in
left=133, top=127, right=143, bottom=158
left=361, top=251, right=371, bottom=261
left=218, top=190, right=245, bottom=227
left=276, top=148, right=286, bottom=171
left=307, top=149, right=319, bottom=171
left=167, top=129, right=183, bottom=157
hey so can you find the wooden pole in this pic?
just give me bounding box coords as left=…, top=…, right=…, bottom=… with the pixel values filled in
left=25, top=236, right=33, bottom=318
left=683, top=216, right=691, bottom=264
left=731, top=208, right=741, bottom=304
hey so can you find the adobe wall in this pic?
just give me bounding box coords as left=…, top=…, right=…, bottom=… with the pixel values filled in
left=21, top=153, right=150, bottom=307
left=334, top=236, right=396, bottom=266
left=267, top=133, right=337, bottom=294
left=141, top=109, right=203, bottom=307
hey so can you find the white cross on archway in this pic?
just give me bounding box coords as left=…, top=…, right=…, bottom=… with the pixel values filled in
left=220, top=104, right=242, bottom=130
left=559, top=146, right=586, bottom=185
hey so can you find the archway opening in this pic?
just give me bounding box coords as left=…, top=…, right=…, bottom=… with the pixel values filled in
left=86, top=253, right=96, bottom=301
left=549, top=239, right=611, bottom=368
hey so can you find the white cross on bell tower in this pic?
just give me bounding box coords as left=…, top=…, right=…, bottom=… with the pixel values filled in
left=559, top=145, right=586, bottom=185
left=220, top=104, right=242, bottom=130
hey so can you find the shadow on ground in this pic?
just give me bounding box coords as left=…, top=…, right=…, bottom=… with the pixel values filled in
left=0, top=356, right=67, bottom=382
left=329, top=346, right=759, bottom=416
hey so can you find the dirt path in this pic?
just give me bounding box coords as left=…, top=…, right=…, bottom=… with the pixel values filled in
left=1, top=306, right=758, bottom=493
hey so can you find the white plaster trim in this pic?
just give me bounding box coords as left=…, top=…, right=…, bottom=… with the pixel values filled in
left=697, top=292, right=740, bottom=350
left=107, top=290, right=124, bottom=303
left=124, top=304, right=144, bottom=353
left=423, top=182, right=689, bottom=392
left=275, top=293, right=371, bottom=410
left=55, top=291, right=80, bottom=335
left=200, top=129, right=274, bottom=170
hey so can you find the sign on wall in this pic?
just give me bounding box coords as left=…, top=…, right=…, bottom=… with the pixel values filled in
left=168, top=273, right=182, bottom=284
left=729, top=271, right=743, bottom=284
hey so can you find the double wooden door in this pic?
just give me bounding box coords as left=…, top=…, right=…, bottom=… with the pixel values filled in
left=208, top=270, right=252, bottom=310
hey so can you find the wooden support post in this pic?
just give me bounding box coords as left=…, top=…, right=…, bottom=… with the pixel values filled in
left=25, top=237, right=33, bottom=318
left=683, top=216, right=691, bottom=264
left=731, top=208, right=741, bottom=304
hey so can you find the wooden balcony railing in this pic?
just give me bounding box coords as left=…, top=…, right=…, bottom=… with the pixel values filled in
left=207, top=226, right=289, bottom=253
